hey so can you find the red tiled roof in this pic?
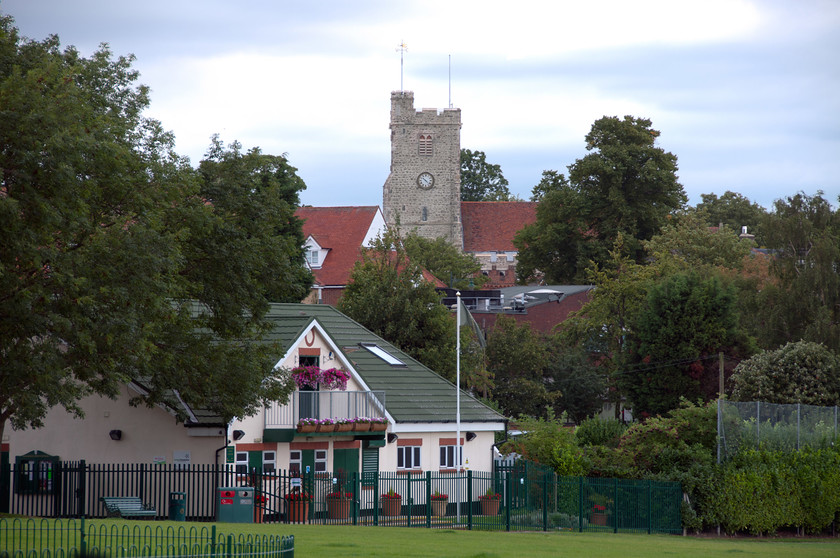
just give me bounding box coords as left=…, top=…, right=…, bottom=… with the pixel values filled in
left=461, top=201, right=538, bottom=252
left=296, top=206, right=382, bottom=287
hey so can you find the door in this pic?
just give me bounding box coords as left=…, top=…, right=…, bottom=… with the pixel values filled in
left=333, top=449, right=360, bottom=493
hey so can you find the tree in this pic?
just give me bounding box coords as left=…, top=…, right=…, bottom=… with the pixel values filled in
left=623, top=271, right=751, bottom=417
left=757, top=192, right=840, bottom=352
left=543, top=343, right=607, bottom=424
left=515, top=116, right=686, bottom=283
left=460, top=148, right=511, bottom=201
left=729, top=341, right=840, bottom=406
left=529, top=170, right=569, bottom=202
left=0, top=19, right=303, bottom=443
left=692, top=191, right=768, bottom=246
left=402, top=231, right=487, bottom=290
left=337, top=226, right=461, bottom=381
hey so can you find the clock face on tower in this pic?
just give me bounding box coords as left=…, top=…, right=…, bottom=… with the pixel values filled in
left=416, top=172, right=435, bottom=189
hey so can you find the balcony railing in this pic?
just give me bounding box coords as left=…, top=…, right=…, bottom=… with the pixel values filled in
left=265, top=390, right=386, bottom=428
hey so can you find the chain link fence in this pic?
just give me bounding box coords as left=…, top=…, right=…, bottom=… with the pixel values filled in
left=717, top=399, right=840, bottom=462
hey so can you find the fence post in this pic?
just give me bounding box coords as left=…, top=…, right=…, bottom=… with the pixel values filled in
left=79, top=516, right=86, bottom=558
left=797, top=403, right=801, bottom=450
left=505, top=472, right=511, bottom=532
left=352, top=471, right=358, bottom=526
left=613, top=477, right=618, bottom=534
left=425, top=471, right=431, bottom=528
left=467, top=469, right=473, bottom=530
left=78, top=460, right=87, bottom=518
left=210, top=524, right=216, bottom=557
left=647, top=480, right=652, bottom=535
left=373, top=471, right=379, bottom=526
left=542, top=473, right=548, bottom=531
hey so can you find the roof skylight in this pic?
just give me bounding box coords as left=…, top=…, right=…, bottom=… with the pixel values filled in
left=360, top=343, right=406, bottom=367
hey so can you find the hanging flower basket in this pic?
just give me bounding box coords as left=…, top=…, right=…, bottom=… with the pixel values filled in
left=291, top=365, right=349, bottom=391
left=296, top=418, right=318, bottom=433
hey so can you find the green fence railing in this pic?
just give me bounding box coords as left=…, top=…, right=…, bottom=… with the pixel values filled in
left=0, top=518, right=294, bottom=558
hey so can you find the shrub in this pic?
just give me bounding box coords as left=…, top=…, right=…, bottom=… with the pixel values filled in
left=575, top=417, right=627, bottom=448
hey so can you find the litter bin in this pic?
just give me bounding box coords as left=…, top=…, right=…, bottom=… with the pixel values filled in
left=216, top=487, right=254, bottom=523
left=169, top=492, right=186, bottom=521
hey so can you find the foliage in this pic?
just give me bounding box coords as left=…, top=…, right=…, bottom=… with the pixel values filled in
left=529, top=170, right=569, bottom=202
left=431, top=491, right=448, bottom=500
left=692, top=190, right=768, bottom=246
left=500, top=411, right=587, bottom=476
left=0, top=17, right=302, bottom=442
left=402, top=231, right=487, bottom=289
left=575, top=418, right=628, bottom=448
left=623, top=271, right=750, bottom=417
left=729, top=341, right=840, bottom=405
left=459, top=148, right=511, bottom=201
left=338, top=226, right=460, bottom=381
left=515, top=115, right=686, bottom=283
left=543, top=342, right=607, bottom=424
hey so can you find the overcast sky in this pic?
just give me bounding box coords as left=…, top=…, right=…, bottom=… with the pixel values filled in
left=4, top=0, right=839, bottom=210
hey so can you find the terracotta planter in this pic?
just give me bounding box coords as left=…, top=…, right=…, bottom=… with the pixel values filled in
left=370, top=422, right=387, bottom=432
left=327, top=497, right=351, bottom=520
left=431, top=498, right=448, bottom=517
left=287, top=500, right=310, bottom=523
left=297, top=424, right=317, bottom=433
left=254, top=504, right=265, bottom=524
left=335, top=423, right=354, bottom=432
left=479, top=497, right=500, bottom=516
left=590, top=512, right=608, bottom=526
left=316, top=423, right=336, bottom=432
left=380, top=497, right=402, bottom=516
left=353, top=422, right=371, bottom=432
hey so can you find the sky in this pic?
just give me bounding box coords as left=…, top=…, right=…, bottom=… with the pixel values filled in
left=3, top=0, right=839, bottom=210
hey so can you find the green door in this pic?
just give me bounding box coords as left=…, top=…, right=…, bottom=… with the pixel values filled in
left=333, top=449, right=359, bottom=493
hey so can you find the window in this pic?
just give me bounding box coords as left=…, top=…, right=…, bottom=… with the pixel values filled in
left=360, top=343, right=406, bottom=366
left=418, top=134, right=433, bottom=156
left=440, top=445, right=462, bottom=469
left=397, top=446, right=421, bottom=470
left=315, top=449, right=328, bottom=473
left=306, top=249, right=320, bottom=266
left=235, top=451, right=248, bottom=475
left=289, top=450, right=301, bottom=475
left=421, top=207, right=428, bottom=222
left=262, top=451, right=276, bottom=473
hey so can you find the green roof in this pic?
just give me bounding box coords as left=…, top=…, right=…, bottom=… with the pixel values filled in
left=263, top=304, right=505, bottom=425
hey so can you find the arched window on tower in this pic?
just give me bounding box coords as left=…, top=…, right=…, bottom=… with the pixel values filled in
left=421, top=207, right=428, bottom=222
left=418, top=134, right=433, bottom=156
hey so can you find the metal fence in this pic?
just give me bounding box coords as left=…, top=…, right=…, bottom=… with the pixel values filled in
left=717, top=399, right=840, bottom=462
left=0, top=517, right=294, bottom=558
left=1, top=460, right=681, bottom=534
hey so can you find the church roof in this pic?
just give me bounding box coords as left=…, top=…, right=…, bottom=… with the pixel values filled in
left=460, top=201, right=538, bottom=253
left=296, top=206, right=383, bottom=287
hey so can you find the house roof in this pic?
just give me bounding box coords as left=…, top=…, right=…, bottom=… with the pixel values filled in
left=263, top=303, right=504, bottom=425
left=461, top=201, right=538, bottom=253
left=296, top=206, right=383, bottom=287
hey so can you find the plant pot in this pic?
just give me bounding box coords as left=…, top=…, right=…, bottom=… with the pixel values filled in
left=316, top=423, right=336, bottom=432
left=353, top=422, right=371, bottom=432
left=287, top=500, right=309, bottom=523
left=327, top=497, right=351, bottom=520
left=297, top=424, right=317, bottom=433
left=380, top=497, right=402, bottom=516
left=370, top=422, right=387, bottom=431
left=335, top=423, right=354, bottom=432
left=431, top=498, right=448, bottom=517
left=479, top=497, right=500, bottom=516
left=254, top=504, right=265, bottom=524
left=590, top=512, right=608, bottom=526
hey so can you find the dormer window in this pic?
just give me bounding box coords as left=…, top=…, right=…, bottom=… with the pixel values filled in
left=306, top=249, right=320, bottom=267
left=418, top=134, right=433, bottom=156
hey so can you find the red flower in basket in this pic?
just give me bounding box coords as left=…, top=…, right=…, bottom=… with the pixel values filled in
left=326, top=491, right=353, bottom=499
left=285, top=490, right=313, bottom=501
left=381, top=488, right=401, bottom=499
left=431, top=491, right=448, bottom=501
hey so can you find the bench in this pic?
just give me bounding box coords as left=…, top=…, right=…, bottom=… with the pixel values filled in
left=101, top=496, right=157, bottom=519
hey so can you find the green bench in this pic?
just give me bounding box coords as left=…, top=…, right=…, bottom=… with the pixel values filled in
left=101, top=496, right=157, bottom=519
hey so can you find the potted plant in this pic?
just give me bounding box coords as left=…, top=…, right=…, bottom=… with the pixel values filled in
left=479, top=488, right=501, bottom=516
left=370, top=416, right=389, bottom=432
left=296, top=417, right=318, bottom=433
left=284, top=489, right=312, bottom=523
left=335, top=417, right=355, bottom=432
left=589, top=494, right=612, bottom=526
left=430, top=491, right=448, bottom=517
left=326, top=491, right=353, bottom=520
left=291, top=365, right=349, bottom=391
left=353, top=417, right=372, bottom=431
left=380, top=487, right=402, bottom=516
left=317, top=417, right=336, bottom=432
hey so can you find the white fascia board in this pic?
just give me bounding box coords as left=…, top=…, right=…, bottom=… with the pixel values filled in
left=304, top=235, right=322, bottom=251
left=391, top=422, right=506, bottom=433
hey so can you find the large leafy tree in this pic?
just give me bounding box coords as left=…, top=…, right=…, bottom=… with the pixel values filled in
left=337, top=227, right=461, bottom=381
left=402, top=231, right=487, bottom=290
left=515, top=115, right=686, bottom=283
left=757, top=192, right=840, bottom=352
left=729, top=341, right=840, bottom=406
left=460, top=148, right=511, bottom=201
left=692, top=191, right=768, bottom=246
left=0, top=19, right=306, bottom=443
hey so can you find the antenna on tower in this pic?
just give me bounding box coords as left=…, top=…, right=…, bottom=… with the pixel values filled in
left=448, top=54, right=452, bottom=108
left=396, top=40, right=408, bottom=91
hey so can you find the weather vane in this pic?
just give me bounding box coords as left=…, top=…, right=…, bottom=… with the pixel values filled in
left=396, top=40, right=408, bottom=91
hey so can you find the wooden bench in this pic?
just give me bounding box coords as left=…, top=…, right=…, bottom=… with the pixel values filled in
left=101, top=496, right=157, bottom=519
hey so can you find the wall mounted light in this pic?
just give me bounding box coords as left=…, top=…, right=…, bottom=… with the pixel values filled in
left=232, top=430, right=245, bottom=441
left=109, top=429, right=122, bottom=441
left=387, top=433, right=398, bottom=443
left=466, top=432, right=477, bottom=442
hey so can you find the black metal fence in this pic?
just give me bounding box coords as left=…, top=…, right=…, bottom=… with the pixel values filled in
left=1, top=460, right=682, bottom=533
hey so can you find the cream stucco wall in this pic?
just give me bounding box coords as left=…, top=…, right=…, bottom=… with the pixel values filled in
left=3, top=384, right=224, bottom=464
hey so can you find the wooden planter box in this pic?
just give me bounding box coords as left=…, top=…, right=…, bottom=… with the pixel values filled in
left=380, top=497, right=402, bottom=516
left=287, top=500, right=309, bottom=523
left=370, top=422, right=387, bottom=431
left=327, top=497, right=351, bottom=520
left=335, top=423, right=354, bottom=433
left=316, top=423, right=336, bottom=432
left=479, top=497, right=500, bottom=516
left=297, top=424, right=317, bottom=433
left=353, top=422, right=371, bottom=432
left=431, top=498, right=448, bottom=517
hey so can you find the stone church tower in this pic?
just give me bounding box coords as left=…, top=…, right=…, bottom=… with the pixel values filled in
left=383, top=91, right=463, bottom=248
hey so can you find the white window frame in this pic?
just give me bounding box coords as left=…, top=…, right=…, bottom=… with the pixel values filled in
left=439, top=445, right=462, bottom=469
left=315, top=449, right=328, bottom=473
left=235, top=451, right=248, bottom=475
left=262, top=450, right=276, bottom=473
left=290, top=450, right=302, bottom=475
left=397, top=446, right=421, bottom=470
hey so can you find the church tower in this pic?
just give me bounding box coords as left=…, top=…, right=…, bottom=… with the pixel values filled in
left=383, top=91, right=463, bottom=247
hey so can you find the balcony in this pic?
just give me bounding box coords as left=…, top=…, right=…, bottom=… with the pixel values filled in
left=265, top=390, right=386, bottom=429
